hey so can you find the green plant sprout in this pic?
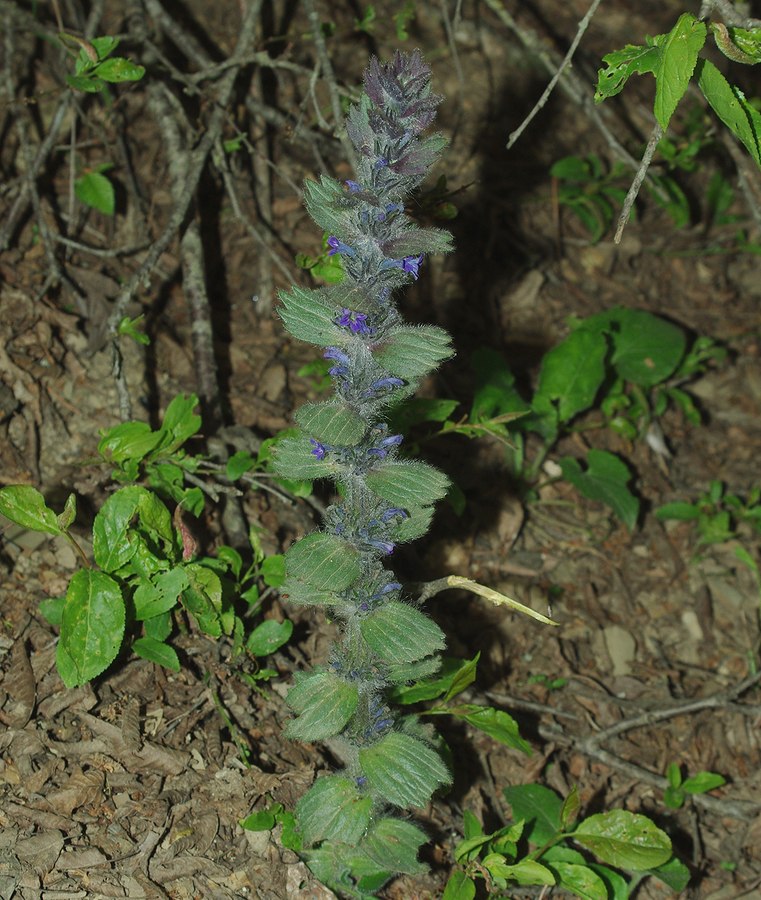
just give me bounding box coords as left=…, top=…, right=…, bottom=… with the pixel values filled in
left=656, top=480, right=761, bottom=587
left=595, top=6, right=761, bottom=241
left=58, top=34, right=145, bottom=215
left=663, top=762, right=727, bottom=810
left=0, top=395, right=289, bottom=688
left=443, top=784, right=689, bottom=899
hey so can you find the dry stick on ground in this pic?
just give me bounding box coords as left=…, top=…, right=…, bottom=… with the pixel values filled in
left=0, top=0, right=104, bottom=251
left=482, top=0, right=672, bottom=205
left=507, top=0, right=604, bottom=151
left=614, top=121, right=663, bottom=243
left=106, top=3, right=261, bottom=421
left=512, top=671, right=761, bottom=821
left=301, top=0, right=357, bottom=172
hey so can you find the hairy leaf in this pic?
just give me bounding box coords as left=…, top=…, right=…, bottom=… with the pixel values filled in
left=366, top=460, right=449, bottom=508
left=285, top=532, right=361, bottom=591
left=375, top=326, right=454, bottom=380
left=361, top=601, right=445, bottom=664
left=286, top=672, right=359, bottom=741
left=359, top=732, right=450, bottom=808
left=296, top=401, right=367, bottom=446
left=296, top=776, right=373, bottom=846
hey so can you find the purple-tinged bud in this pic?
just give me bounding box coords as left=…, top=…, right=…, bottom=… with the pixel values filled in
left=323, top=346, right=350, bottom=365
left=380, top=434, right=403, bottom=447
left=356, top=776, right=368, bottom=787
left=346, top=180, right=363, bottom=192
left=379, top=582, right=402, bottom=595
left=375, top=156, right=389, bottom=169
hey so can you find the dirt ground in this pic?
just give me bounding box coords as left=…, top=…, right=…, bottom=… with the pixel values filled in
left=1, top=1, right=761, bottom=898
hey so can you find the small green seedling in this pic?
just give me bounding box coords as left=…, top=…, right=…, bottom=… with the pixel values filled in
left=400, top=308, right=723, bottom=528
left=444, top=784, right=690, bottom=899
left=656, top=480, right=761, bottom=546
left=60, top=33, right=145, bottom=94
left=551, top=154, right=630, bottom=242
left=663, top=762, right=726, bottom=810
left=0, top=395, right=291, bottom=688
left=75, top=162, right=116, bottom=215
left=389, top=653, right=531, bottom=755
left=527, top=672, right=568, bottom=691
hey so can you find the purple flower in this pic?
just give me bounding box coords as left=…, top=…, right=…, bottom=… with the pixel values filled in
left=380, top=433, right=403, bottom=448
left=380, top=506, right=408, bottom=522
left=310, top=438, right=327, bottom=460
left=326, top=235, right=355, bottom=257
left=374, top=156, right=389, bottom=169
left=336, top=308, right=373, bottom=336
left=364, top=376, right=405, bottom=397
left=345, top=180, right=363, bottom=192
left=401, top=253, right=424, bottom=279
left=323, top=346, right=350, bottom=364
left=366, top=538, right=395, bottom=555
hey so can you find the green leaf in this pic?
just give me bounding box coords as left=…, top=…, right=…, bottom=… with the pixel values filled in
left=182, top=562, right=223, bottom=637
left=442, top=870, right=476, bottom=900
left=278, top=576, right=342, bottom=608
left=698, top=58, right=761, bottom=167
left=143, top=611, right=172, bottom=641
left=549, top=861, right=608, bottom=900
left=655, top=502, right=701, bottom=521
left=360, top=601, right=445, bottom=664
left=226, top=450, right=256, bottom=480
left=278, top=285, right=346, bottom=346
left=366, top=460, right=449, bottom=508
left=155, top=393, right=201, bottom=455
left=92, top=56, right=145, bottom=83
left=663, top=785, right=685, bottom=809
left=296, top=776, right=373, bottom=846
left=471, top=348, right=530, bottom=422
left=711, top=22, right=761, bottom=64
left=75, top=171, right=115, bottom=215
left=559, top=450, right=639, bottom=530
left=39, top=595, right=66, bottom=627
left=261, top=553, right=286, bottom=587
left=649, top=855, right=691, bottom=892
left=483, top=856, right=555, bottom=886
left=90, top=35, right=120, bottom=59
left=295, top=401, right=367, bottom=446
left=387, top=655, right=478, bottom=707
left=57, top=569, right=125, bottom=687
left=532, top=329, right=607, bottom=424
left=57, top=493, right=77, bottom=531
left=603, top=309, right=686, bottom=386
left=92, top=486, right=143, bottom=571
left=271, top=435, right=338, bottom=480
left=303, top=176, right=352, bottom=237
left=133, top=567, right=189, bottom=620
left=574, top=810, right=673, bottom=870
left=240, top=809, right=277, bottom=831
left=450, top=705, right=531, bottom=755
left=285, top=532, right=361, bottom=592
left=503, top=784, right=563, bottom=845
left=560, top=784, right=581, bottom=830
left=653, top=14, right=707, bottom=130
left=682, top=771, right=726, bottom=794
left=132, top=636, right=180, bottom=671
left=246, top=618, right=293, bottom=656
left=595, top=42, right=661, bottom=101
left=353, top=818, right=428, bottom=875
left=359, top=732, right=451, bottom=808
left=98, top=421, right=161, bottom=464
left=0, top=485, right=63, bottom=535
left=375, top=325, right=454, bottom=380
left=285, top=672, right=359, bottom=741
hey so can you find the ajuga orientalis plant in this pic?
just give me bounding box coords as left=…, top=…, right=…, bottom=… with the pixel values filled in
left=273, top=51, right=455, bottom=896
